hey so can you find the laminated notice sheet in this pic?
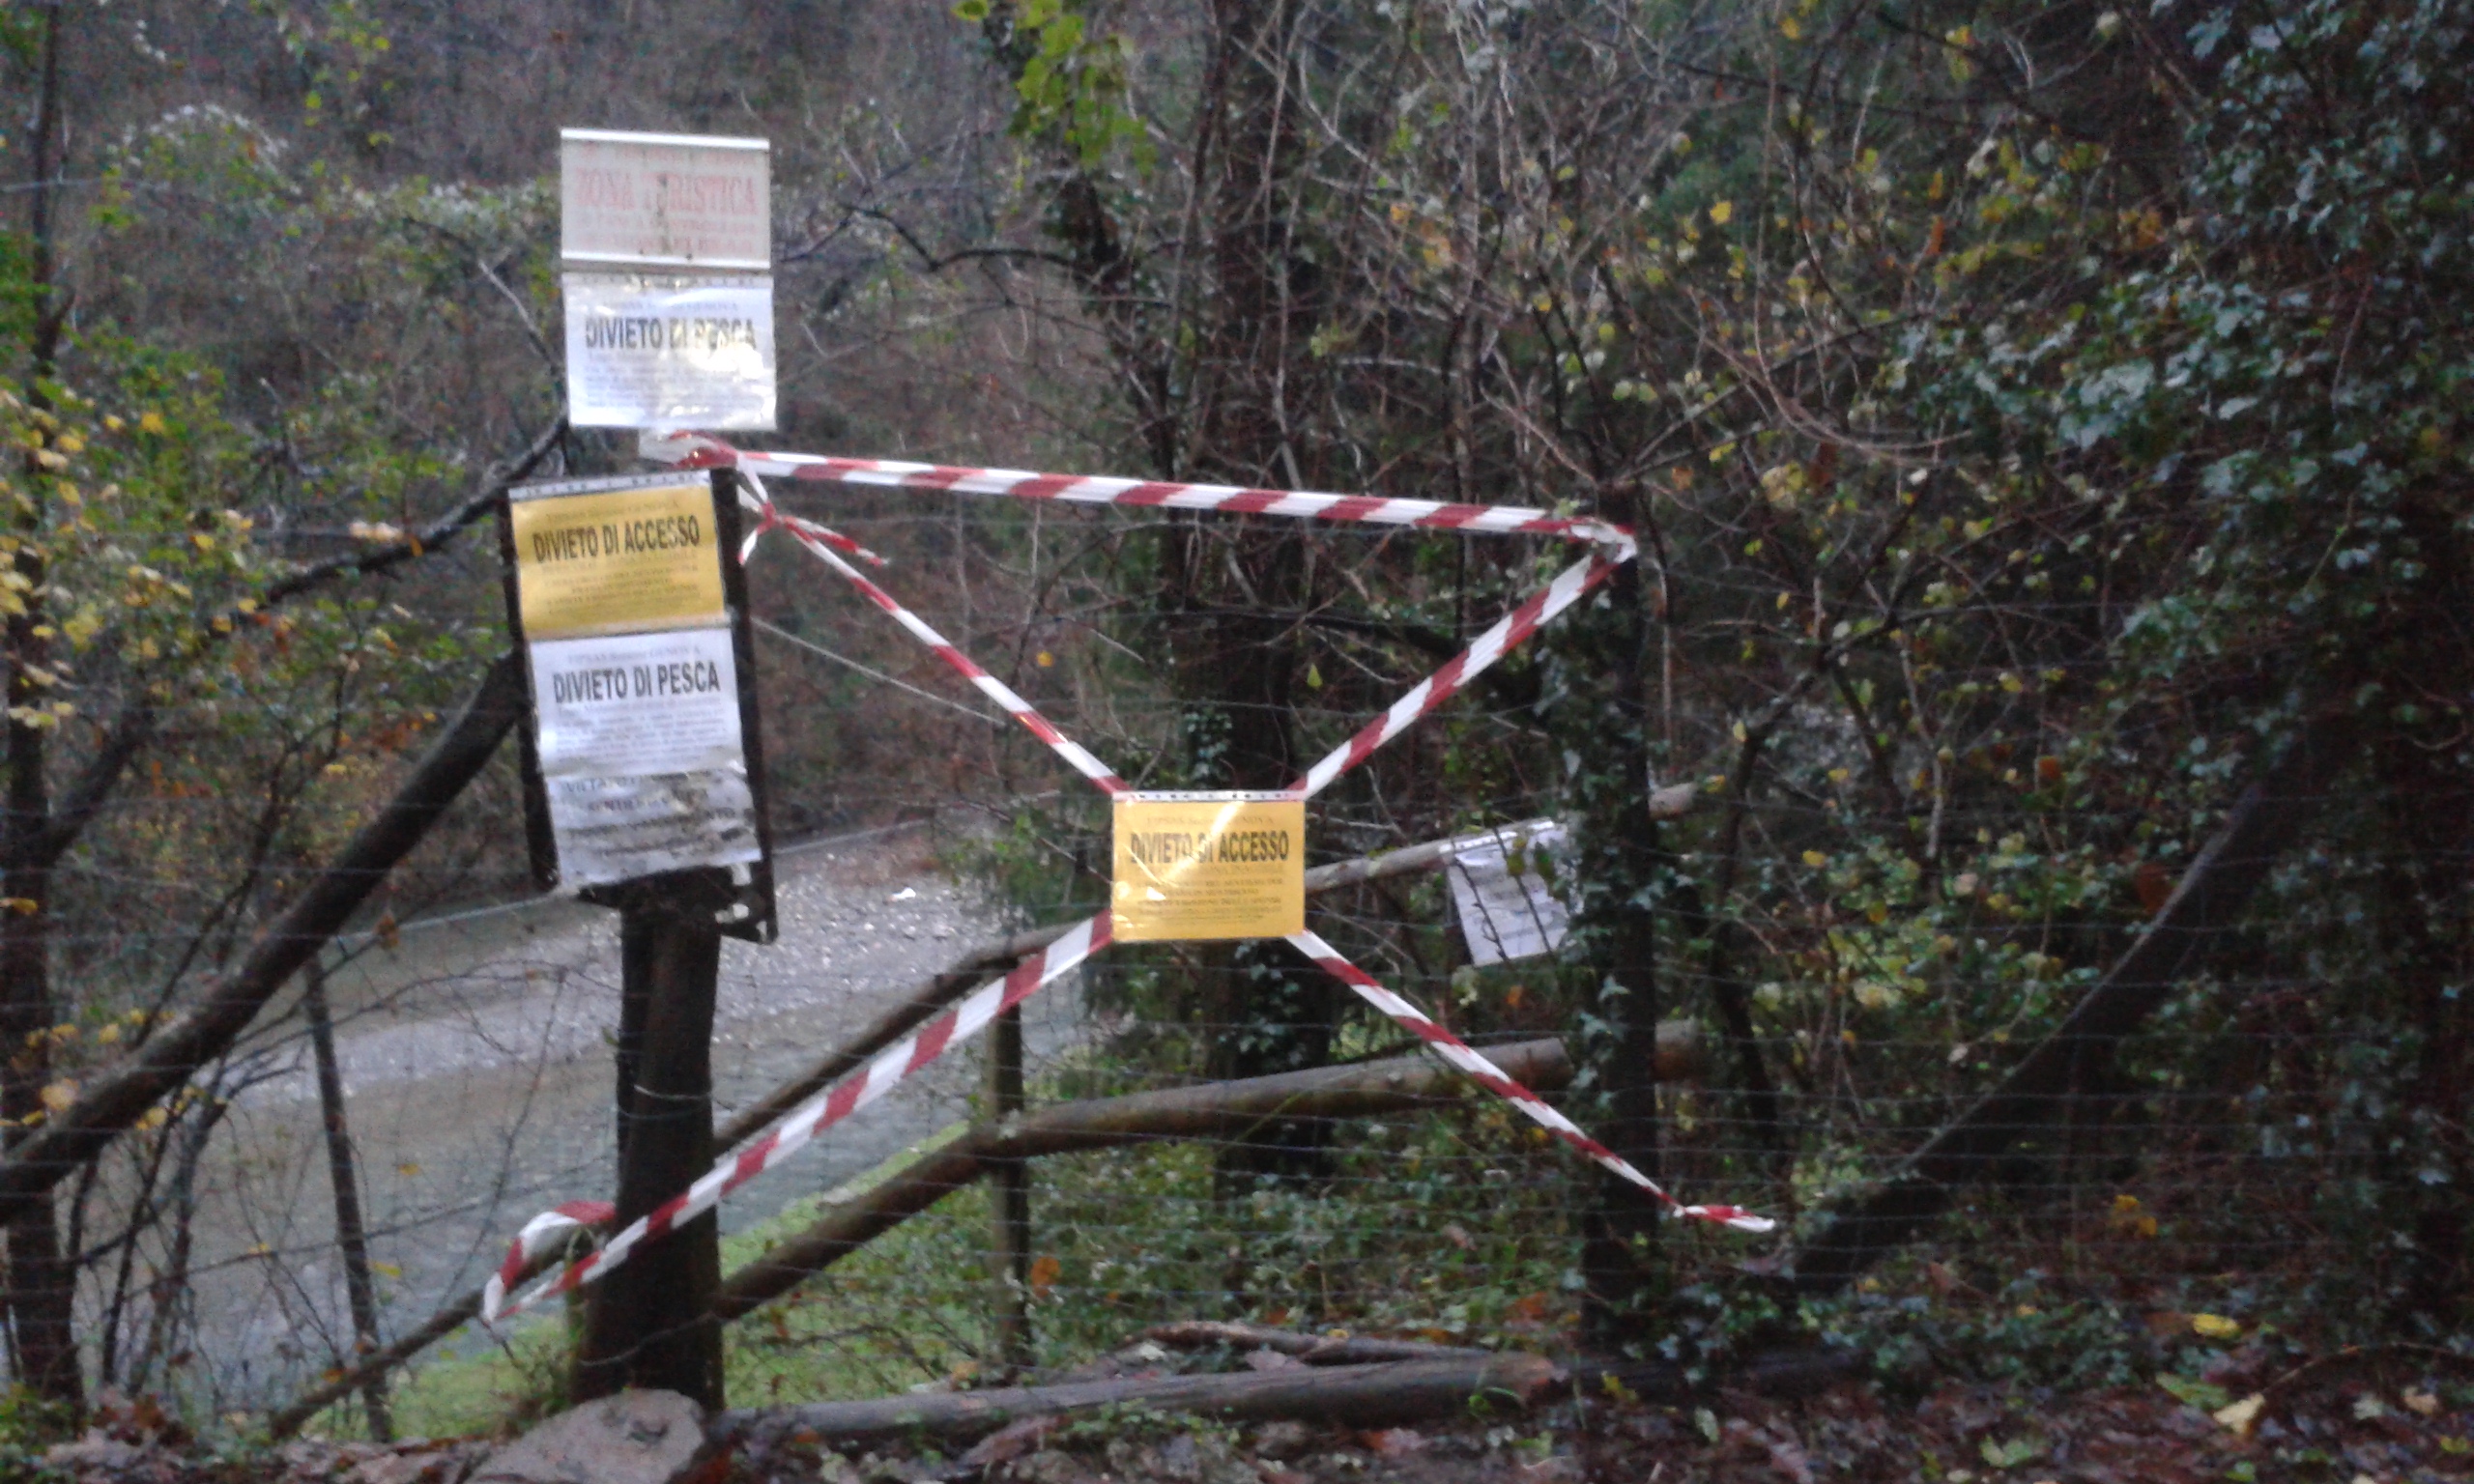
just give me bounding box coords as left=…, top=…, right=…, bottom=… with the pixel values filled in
left=509, top=477, right=731, bottom=641
left=1446, top=823, right=1570, bottom=965
left=1111, top=792, right=1306, bottom=942
left=562, top=272, right=775, bottom=431
left=529, top=627, right=760, bottom=887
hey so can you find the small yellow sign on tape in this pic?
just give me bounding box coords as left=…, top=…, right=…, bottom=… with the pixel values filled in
left=511, top=481, right=728, bottom=640
left=1110, top=792, right=1305, bottom=942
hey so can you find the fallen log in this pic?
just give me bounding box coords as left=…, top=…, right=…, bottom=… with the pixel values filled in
left=1141, top=1320, right=1490, bottom=1365
left=719, top=1354, right=1560, bottom=1451
left=717, top=1034, right=1685, bottom=1320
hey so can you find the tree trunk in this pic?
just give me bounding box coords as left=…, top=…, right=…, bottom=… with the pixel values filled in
left=0, top=0, right=81, bottom=1413
left=575, top=873, right=730, bottom=1411
left=1183, top=0, right=1337, bottom=1195
left=1569, top=554, right=1670, bottom=1350
left=302, top=958, right=392, bottom=1441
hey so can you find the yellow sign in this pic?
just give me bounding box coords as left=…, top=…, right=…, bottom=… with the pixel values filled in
left=511, top=481, right=729, bottom=640
left=1110, top=792, right=1305, bottom=942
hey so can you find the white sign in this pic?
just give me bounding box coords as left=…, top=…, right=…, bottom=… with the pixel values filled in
left=528, top=626, right=762, bottom=887
left=561, top=129, right=770, bottom=271
left=1446, top=823, right=1570, bottom=965
left=562, top=273, right=775, bottom=431
left=544, top=770, right=761, bottom=888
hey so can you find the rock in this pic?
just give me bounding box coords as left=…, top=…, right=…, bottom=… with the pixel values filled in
left=469, top=1389, right=712, bottom=1484
left=1000, top=1453, right=1101, bottom=1484
left=346, top=1443, right=488, bottom=1484
left=42, top=1432, right=147, bottom=1472
left=1250, top=1421, right=1310, bottom=1460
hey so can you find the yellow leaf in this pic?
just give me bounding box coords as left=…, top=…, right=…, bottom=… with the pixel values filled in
left=2191, top=1313, right=2241, bottom=1339
left=371, top=1261, right=402, bottom=1279
left=1034, top=650, right=1054, bottom=668
left=397, top=1162, right=421, bottom=1178
left=2213, top=1393, right=2266, bottom=1436
left=1709, top=200, right=1735, bottom=225
left=138, top=413, right=167, bottom=436
left=39, top=1082, right=76, bottom=1113
left=1802, top=850, right=1827, bottom=868
left=1780, top=14, right=1801, bottom=38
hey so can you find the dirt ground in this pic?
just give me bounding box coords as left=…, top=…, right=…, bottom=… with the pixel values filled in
left=29, top=1354, right=2474, bottom=1484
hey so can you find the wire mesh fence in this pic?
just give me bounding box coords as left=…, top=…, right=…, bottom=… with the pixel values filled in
left=16, top=480, right=2448, bottom=1435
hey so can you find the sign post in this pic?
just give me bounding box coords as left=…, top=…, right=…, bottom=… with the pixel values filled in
left=537, top=127, right=781, bottom=1410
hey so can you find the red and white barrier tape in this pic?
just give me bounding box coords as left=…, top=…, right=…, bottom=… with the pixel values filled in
left=739, top=492, right=886, bottom=568
left=480, top=1199, right=615, bottom=1320
left=646, top=433, right=1638, bottom=558
left=481, top=445, right=1758, bottom=1324
left=1286, top=550, right=1621, bottom=799
left=484, top=914, right=1112, bottom=1324
left=742, top=475, right=1129, bottom=797
left=1287, top=930, right=1772, bottom=1233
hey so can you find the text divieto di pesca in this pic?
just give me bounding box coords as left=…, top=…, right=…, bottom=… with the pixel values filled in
left=1125, top=828, right=1294, bottom=867
left=578, top=315, right=762, bottom=352
left=548, top=656, right=728, bottom=706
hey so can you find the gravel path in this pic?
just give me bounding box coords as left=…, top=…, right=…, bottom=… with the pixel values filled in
left=165, top=825, right=1080, bottom=1406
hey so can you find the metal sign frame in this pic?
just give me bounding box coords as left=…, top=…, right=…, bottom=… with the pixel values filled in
left=499, top=467, right=777, bottom=941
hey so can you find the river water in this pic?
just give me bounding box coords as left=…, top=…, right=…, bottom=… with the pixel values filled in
left=148, top=825, right=1079, bottom=1409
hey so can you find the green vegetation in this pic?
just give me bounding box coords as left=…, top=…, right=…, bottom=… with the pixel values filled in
left=0, top=0, right=2461, bottom=1450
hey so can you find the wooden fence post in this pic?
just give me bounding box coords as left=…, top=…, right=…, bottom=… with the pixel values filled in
left=574, top=871, right=731, bottom=1409
left=988, top=1003, right=1031, bottom=1372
